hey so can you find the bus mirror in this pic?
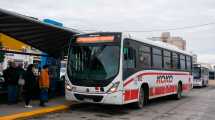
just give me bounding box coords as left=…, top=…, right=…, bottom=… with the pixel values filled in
left=123, top=48, right=128, bottom=54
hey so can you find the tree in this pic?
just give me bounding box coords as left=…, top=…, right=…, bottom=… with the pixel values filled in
left=0, top=42, right=5, bottom=63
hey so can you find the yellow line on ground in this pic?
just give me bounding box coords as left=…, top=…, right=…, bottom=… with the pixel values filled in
left=0, top=104, right=71, bottom=120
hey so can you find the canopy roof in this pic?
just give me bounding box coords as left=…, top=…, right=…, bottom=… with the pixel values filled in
left=0, top=8, right=81, bottom=58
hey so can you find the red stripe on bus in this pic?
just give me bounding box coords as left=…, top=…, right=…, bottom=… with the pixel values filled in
left=149, top=84, right=190, bottom=97
left=124, top=83, right=191, bottom=102
left=124, top=72, right=189, bottom=87
left=138, top=72, right=189, bottom=76
left=149, top=85, right=177, bottom=96
left=182, top=84, right=190, bottom=92
left=124, top=79, right=134, bottom=87
left=124, top=89, right=139, bottom=101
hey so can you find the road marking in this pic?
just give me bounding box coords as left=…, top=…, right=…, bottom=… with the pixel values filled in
left=0, top=104, right=71, bottom=120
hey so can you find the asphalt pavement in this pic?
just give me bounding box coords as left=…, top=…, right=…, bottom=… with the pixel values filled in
left=0, top=97, right=68, bottom=120
left=29, top=86, right=215, bottom=120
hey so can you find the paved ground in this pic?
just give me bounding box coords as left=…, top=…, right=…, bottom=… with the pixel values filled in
left=29, top=86, right=215, bottom=120
left=209, top=80, right=215, bottom=86
left=0, top=97, right=66, bottom=116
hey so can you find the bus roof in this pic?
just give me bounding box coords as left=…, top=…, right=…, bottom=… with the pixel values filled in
left=123, top=34, right=192, bottom=56
left=77, top=32, right=192, bottom=56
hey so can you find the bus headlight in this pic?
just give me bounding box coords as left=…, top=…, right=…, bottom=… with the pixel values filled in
left=66, top=84, right=72, bottom=91
left=196, top=79, right=201, bottom=82
left=107, top=82, right=120, bottom=93
left=65, top=81, right=76, bottom=91
left=66, top=84, right=77, bottom=91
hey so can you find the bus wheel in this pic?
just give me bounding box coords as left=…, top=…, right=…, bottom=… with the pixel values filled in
left=174, top=83, right=182, bottom=100
left=206, top=81, right=208, bottom=87
left=133, top=88, right=144, bottom=109
left=201, top=81, right=204, bottom=87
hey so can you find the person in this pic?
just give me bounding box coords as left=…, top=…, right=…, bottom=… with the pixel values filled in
left=23, top=64, right=37, bottom=108
left=49, top=65, right=58, bottom=98
left=3, top=62, right=19, bottom=105
left=39, top=65, right=50, bottom=107
left=17, top=63, right=25, bottom=101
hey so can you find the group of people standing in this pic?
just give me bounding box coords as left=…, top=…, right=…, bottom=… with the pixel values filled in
left=3, top=62, right=50, bottom=108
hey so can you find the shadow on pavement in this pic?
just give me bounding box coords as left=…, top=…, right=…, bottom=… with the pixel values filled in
left=64, top=95, right=189, bottom=116
left=0, top=93, right=7, bottom=104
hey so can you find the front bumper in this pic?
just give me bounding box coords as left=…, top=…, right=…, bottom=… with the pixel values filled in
left=193, top=81, right=202, bottom=87
left=65, top=90, right=123, bottom=105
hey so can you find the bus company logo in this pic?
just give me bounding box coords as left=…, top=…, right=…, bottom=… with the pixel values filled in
left=156, top=75, right=173, bottom=84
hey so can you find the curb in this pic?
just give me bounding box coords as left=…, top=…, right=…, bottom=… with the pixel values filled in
left=0, top=104, right=71, bottom=120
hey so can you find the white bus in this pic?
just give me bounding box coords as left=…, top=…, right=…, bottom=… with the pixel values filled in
left=65, top=32, right=193, bottom=108
left=193, top=64, right=209, bottom=87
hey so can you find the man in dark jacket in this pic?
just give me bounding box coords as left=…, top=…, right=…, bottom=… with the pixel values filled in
left=23, top=64, right=37, bottom=108
left=3, top=62, right=19, bottom=104
left=17, top=63, right=25, bottom=101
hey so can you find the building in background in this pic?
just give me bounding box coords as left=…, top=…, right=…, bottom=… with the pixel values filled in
left=148, top=32, right=186, bottom=50
left=148, top=32, right=198, bottom=64
left=0, top=33, right=41, bottom=70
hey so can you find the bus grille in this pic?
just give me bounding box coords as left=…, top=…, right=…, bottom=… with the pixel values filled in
left=74, top=94, right=103, bottom=102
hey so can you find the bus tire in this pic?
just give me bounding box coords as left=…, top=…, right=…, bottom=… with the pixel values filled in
left=174, top=83, right=182, bottom=100
left=201, top=81, right=204, bottom=87
left=133, top=88, right=145, bottom=109
left=205, top=81, right=208, bottom=87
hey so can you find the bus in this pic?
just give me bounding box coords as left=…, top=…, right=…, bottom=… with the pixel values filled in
left=209, top=71, right=215, bottom=80
left=65, top=32, right=193, bottom=108
left=192, top=64, right=209, bottom=87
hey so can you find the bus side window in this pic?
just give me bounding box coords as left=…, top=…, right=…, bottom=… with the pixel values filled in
left=123, top=47, right=136, bottom=69
left=172, top=53, right=179, bottom=69
left=180, top=54, right=186, bottom=70
left=138, top=45, right=151, bottom=69
left=123, top=42, right=137, bottom=80
left=152, top=48, right=162, bottom=69
left=186, top=56, right=192, bottom=71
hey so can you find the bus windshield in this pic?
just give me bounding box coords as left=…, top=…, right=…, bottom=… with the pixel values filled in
left=193, top=67, right=201, bottom=79
left=67, top=45, right=120, bottom=87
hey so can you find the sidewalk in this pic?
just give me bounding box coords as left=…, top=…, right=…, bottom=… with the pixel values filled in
left=209, top=80, right=215, bottom=86
left=0, top=97, right=72, bottom=120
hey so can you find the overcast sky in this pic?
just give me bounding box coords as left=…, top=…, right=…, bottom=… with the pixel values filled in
left=0, top=0, right=215, bottom=64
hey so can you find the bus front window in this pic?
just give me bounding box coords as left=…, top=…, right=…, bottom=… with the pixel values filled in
left=193, top=67, right=201, bottom=79
left=67, top=45, right=120, bottom=87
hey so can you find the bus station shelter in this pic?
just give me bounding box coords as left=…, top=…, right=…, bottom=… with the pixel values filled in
left=0, top=8, right=80, bottom=58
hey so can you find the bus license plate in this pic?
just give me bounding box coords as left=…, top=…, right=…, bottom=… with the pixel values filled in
left=84, top=98, right=93, bottom=102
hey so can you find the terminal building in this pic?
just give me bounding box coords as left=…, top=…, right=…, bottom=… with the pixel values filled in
left=0, top=33, right=41, bottom=71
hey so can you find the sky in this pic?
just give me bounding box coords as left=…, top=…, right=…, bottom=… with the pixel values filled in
left=0, top=0, right=215, bottom=64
